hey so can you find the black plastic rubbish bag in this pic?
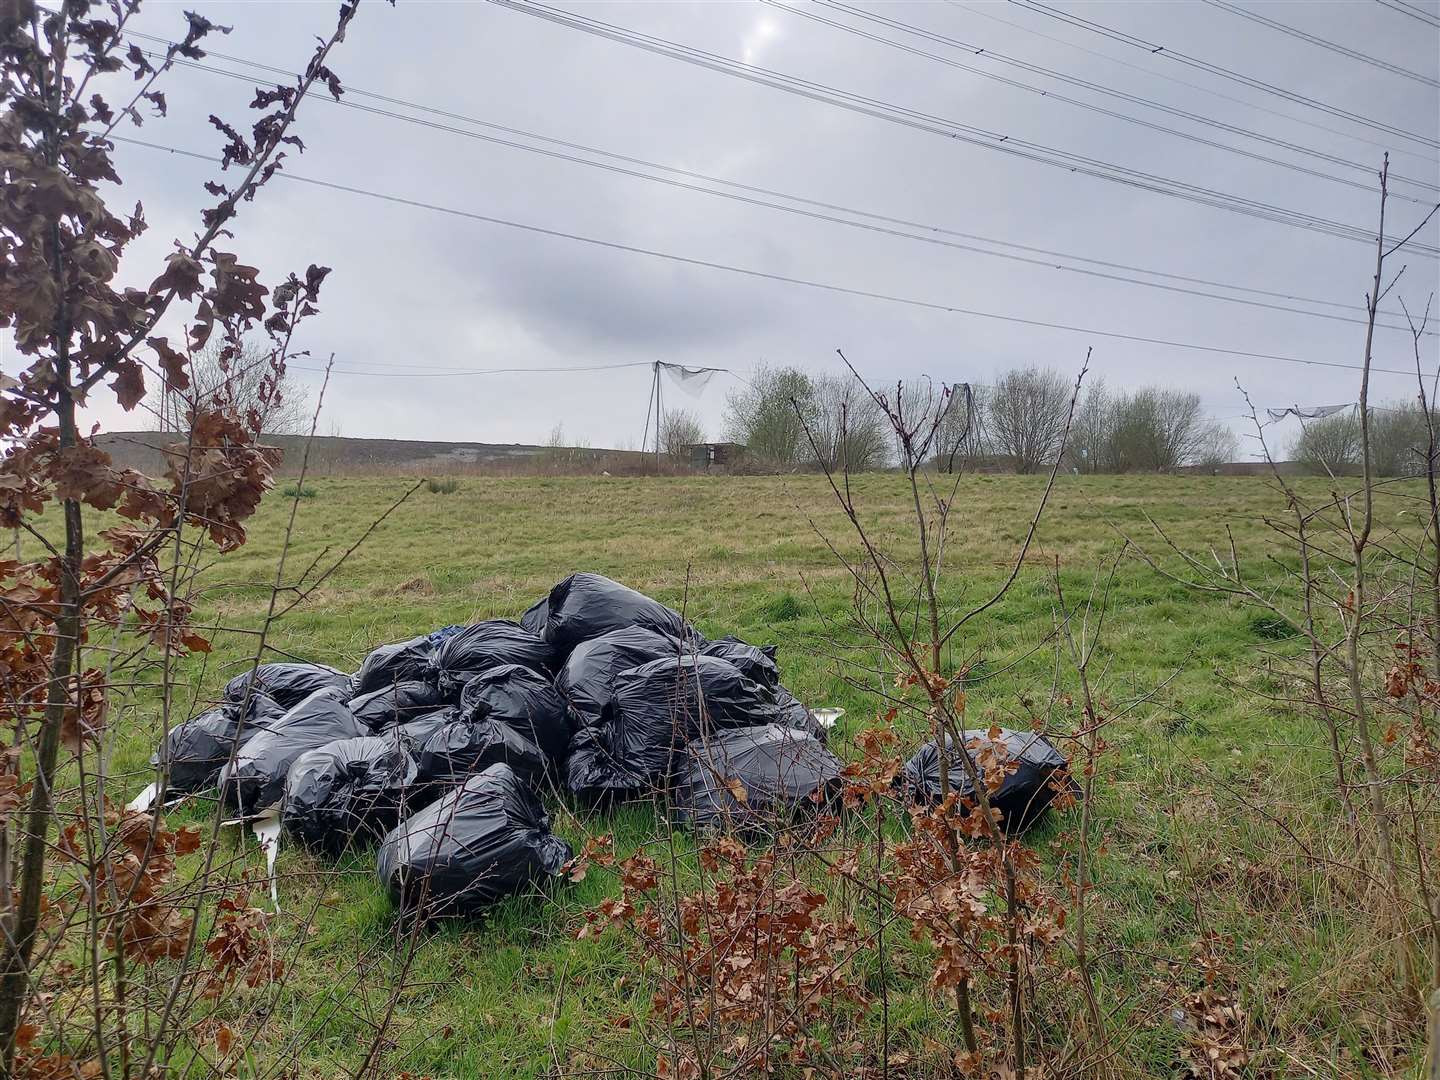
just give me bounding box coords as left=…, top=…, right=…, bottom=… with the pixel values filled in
left=376, top=763, right=572, bottom=920
left=611, top=653, right=777, bottom=739
left=361, top=636, right=435, bottom=690
left=282, top=735, right=420, bottom=855
left=218, top=688, right=366, bottom=816
left=397, top=708, right=456, bottom=751
left=901, top=729, right=1077, bottom=833
left=700, top=637, right=780, bottom=689
left=539, top=572, right=693, bottom=658
left=556, top=626, right=680, bottom=730
left=430, top=620, right=554, bottom=698
left=224, top=663, right=352, bottom=711
left=518, top=594, right=548, bottom=637
left=152, top=692, right=285, bottom=795
left=565, top=655, right=778, bottom=801
left=352, top=636, right=434, bottom=698
left=457, top=664, right=572, bottom=764
left=670, top=724, right=843, bottom=832
left=414, top=716, right=547, bottom=792
left=774, top=686, right=828, bottom=742
left=349, top=679, right=446, bottom=732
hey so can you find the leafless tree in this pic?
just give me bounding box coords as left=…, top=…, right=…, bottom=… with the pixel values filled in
left=1371, top=401, right=1437, bottom=476
left=809, top=372, right=892, bottom=471
left=1291, top=409, right=1362, bottom=475
left=1065, top=378, right=1113, bottom=474
left=986, top=366, right=1071, bottom=473
left=154, top=338, right=312, bottom=435
left=1064, top=384, right=1216, bottom=472
left=661, top=407, right=705, bottom=460
left=723, top=363, right=814, bottom=468
left=1193, top=423, right=1240, bottom=470
left=1107, top=388, right=1208, bottom=471
left=900, top=380, right=988, bottom=472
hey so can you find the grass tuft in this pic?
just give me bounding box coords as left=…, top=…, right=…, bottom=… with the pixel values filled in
left=1249, top=613, right=1297, bottom=640
left=763, top=591, right=804, bottom=621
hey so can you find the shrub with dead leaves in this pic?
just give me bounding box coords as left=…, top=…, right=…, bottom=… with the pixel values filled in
left=0, top=0, right=379, bottom=1071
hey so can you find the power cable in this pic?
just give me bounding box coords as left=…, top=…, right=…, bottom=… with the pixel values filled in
left=1375, top=0, right=1440, bottom=30
left=125, top=33, right=1422, bottom=322
left=787, top=0, right=1438, bottom=196
left=298, top=360, right=658, bottom=378
left=113, top=135, right=1436, bottom=381
left=481, top=0, right=1440, bottom=256
left=141, top=48, right=1432, bottom=336
left=950, top=0, right=1440, bottom=167
left=1200, top=0, right=1439, bottom=88
left=1009, top=0, right=1440, bottom=151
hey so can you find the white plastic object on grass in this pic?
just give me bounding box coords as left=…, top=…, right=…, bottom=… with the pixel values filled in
left=126, top=783, right=189, bottom=814
left=251, top=811, right=282, bottom=913
left=811, top=707, right=844, bottom=731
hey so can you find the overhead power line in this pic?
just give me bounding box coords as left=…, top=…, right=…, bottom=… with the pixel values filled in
left=950, top=0, right=1440, bottom=168
left=1008, top=0, right=1440, bottom=152
left=298, top=360, right=657, bottom=378
left=1375, top=0, right=1440, bottom=30
left=300, top=359, right=746, bottom=383
left=140, top=47, right=1431, bottom=337
left=780, top=0, right=1439, bottom=196
left=481, top=0, right=1440, bottom=256
left=114, top=136, right=1433, bottom=381
left=1201, top=0, right=1439, bottom=88
left=128, top=32, right=1424, bottom=325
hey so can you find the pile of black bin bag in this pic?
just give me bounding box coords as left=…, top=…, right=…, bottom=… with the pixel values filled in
left=150, top=572, right=1075, bottom=922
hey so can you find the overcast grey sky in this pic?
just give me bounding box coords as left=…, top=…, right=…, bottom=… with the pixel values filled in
left=51, top=0, right=1440, bottom=452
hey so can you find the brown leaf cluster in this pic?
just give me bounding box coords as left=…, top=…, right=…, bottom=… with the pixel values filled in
left=55, top=806, right=201, bottom=964
left=582, top=836, right=867, bottom=1074
left=202, top=892, right=283, bottom=997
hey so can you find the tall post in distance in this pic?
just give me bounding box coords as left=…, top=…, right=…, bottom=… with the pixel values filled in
left=655, top=361, right=664, bottom=468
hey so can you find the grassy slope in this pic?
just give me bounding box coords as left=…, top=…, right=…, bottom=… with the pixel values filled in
left=106, top=474, right=1415, bottom=1078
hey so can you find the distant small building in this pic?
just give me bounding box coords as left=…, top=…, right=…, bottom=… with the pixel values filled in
left=686, top=442, right=747, bottom=470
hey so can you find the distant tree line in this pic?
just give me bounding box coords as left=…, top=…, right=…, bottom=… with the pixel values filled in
left=720, top=363, right=1239, bottom=474
left=1289, top=402, right=1439, bottom=477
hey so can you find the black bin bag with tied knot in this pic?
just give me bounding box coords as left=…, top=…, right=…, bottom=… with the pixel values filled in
left=282, top=735, right=420, bottom=855
left=218, top=687, right=366, bottom=816
left=670, top=723, right=843, bottom=833
left=224, top=662, right=352, bottom=711
left=429, top=620, right=554, bottom=700
left=556, top=626, right=682, bottom=731
left=901, top=728, right=1078, bottom=833
left=537, top=572, right=695, bottom=660
left=564, top=654, right=779, bottom=802
left=458, top=664, right=572, bottom=765
left=152, top=691, right=285, bottom=795
left=376, top=763, right=572, bottom=920
left=352, top=635, right=435, bottom=699
left=348, top=679, right=446, bottom=732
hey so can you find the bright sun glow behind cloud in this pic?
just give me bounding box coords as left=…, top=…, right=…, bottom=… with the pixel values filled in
left=740, top=16, right=780, bottom=66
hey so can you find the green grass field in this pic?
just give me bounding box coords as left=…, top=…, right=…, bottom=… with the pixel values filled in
left=108, top=473, right=1424, bottom=1078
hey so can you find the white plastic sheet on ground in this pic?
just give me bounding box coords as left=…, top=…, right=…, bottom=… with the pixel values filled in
left=126, top=783, right=190, bottom=814
left=251, top=811, right=283, bottom=913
